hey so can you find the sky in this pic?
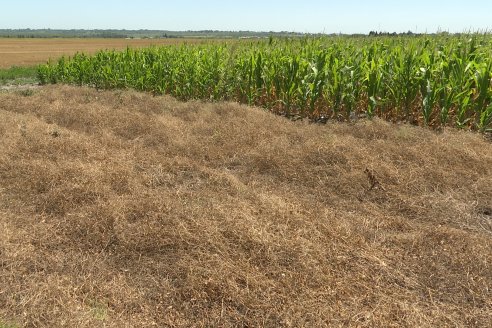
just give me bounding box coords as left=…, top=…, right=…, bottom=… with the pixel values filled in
left=1, top=0, right=491, bottom=34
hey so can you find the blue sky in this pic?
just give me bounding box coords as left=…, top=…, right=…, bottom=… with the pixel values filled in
left=1, top=0, right=490, bottom=34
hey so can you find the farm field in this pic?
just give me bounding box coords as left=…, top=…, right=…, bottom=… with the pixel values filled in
left=39, top=35, right=492, bottom=132
left=0, top=38, right=224, bottom=68
left=0, top=85, right=491, bottom=327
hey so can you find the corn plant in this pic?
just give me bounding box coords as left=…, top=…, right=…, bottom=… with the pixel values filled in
left=37, top=34, right=492, bottom=132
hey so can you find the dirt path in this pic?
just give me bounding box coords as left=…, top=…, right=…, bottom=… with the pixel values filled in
left=0, top=83, right=40, bottom=92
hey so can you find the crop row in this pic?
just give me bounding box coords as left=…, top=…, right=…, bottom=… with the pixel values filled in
left=38, top=36, right=492, bottom=131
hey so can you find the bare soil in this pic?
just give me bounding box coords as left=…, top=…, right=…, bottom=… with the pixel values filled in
left=0, top=85, right=491, bottom=327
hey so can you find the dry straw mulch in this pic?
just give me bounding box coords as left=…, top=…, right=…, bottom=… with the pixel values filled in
left=0, top=85, right=491, bottom=327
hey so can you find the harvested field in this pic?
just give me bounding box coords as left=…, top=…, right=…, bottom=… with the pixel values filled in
left=0, top=38, right=222, bottom=68
left=0, top=85, right=491, bottom=327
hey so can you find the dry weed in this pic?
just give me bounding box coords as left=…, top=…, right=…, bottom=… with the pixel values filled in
left=0, top=85, right=491, bottom=327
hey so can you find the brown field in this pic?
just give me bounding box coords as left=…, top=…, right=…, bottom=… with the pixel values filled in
left=0, top=38, right=222, bottom=68
left=1, top=85, right=491, bottom=327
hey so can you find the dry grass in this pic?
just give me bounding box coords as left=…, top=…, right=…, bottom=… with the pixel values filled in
left=0, top=85, right=491, bottom=327
left=0, top=38, right=227, bottom=68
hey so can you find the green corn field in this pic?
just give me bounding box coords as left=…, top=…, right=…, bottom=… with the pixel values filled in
left=38, top=35, right=492, bottom=131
